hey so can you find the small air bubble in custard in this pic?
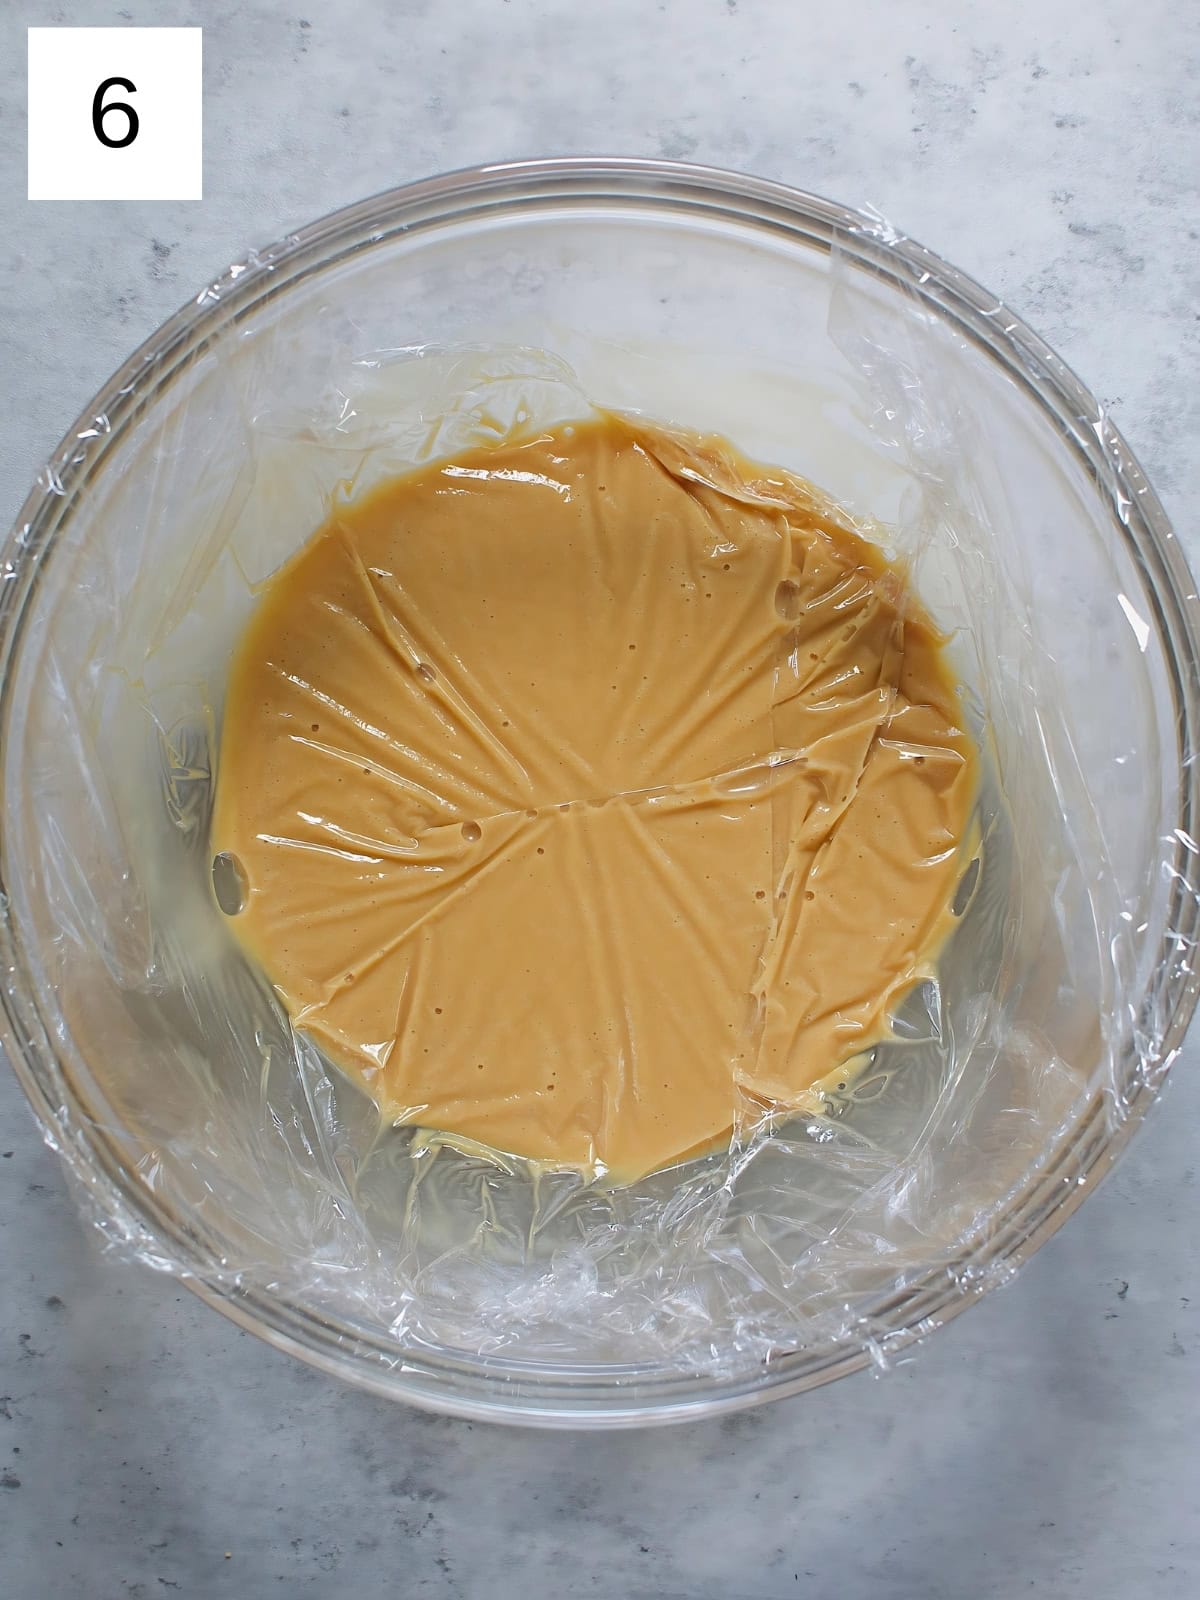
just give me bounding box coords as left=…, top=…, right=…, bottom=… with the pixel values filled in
left=212, top=852, right=248, bottom=916
left=775, top=579, right=802, bottom=621
left=461, top=821, right=482, bottom=843
left=952, top=856, right=981, bottom=917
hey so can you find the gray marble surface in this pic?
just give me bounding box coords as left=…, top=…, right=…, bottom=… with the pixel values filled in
left=1, top=2, right=1198, bottom=1596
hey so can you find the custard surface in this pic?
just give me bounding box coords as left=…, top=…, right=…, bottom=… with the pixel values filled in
left=213, top=416, right=976, bottom=1179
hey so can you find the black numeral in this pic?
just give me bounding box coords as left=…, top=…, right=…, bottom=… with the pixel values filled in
left=92, top=77, right=139, bottom=149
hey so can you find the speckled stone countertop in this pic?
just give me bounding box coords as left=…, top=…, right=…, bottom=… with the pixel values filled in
left=1, top=2, right=1198, bottom=1596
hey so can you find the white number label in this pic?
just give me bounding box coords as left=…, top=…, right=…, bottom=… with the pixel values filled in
left=28, top=28, right=202, bottom=202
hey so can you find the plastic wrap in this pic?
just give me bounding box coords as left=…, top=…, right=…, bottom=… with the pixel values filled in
left=2, top=171, right=1197, bottom=1412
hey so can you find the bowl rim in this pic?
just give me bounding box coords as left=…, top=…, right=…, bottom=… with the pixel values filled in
left=3, top=155, right=1199, bottom=1427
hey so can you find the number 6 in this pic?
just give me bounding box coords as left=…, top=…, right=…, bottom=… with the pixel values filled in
left=92, top=77, right=139, bottom=149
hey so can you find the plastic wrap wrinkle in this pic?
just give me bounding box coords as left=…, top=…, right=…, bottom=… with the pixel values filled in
left=3, top=203, right=1181, bottom=1385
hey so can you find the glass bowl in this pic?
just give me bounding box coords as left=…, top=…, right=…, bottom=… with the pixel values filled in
left=2, top=158, right=1198, bottom=1427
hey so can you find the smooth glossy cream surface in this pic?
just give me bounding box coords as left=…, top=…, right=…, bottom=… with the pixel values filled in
left=213, top=416, right=976, bottom=1180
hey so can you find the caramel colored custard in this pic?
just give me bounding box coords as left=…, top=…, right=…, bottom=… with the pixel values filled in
left=212, top=416, right=976, bottom=1180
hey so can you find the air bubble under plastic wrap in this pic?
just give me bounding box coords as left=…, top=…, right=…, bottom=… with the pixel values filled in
left=2, top=165, right=1197, bottom=1421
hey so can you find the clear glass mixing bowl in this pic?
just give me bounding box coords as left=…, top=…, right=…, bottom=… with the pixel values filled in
left=2, top=159, right=1198, bottom=1427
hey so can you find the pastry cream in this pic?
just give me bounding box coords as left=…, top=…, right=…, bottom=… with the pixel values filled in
left=212, top=415, right=977, bottom=1181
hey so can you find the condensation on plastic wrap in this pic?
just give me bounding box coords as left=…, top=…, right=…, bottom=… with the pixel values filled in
left=2, top=199, right=1196, bottom=1392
